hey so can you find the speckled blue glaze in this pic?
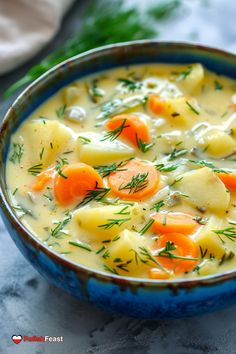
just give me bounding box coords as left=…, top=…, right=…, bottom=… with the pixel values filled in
left=1, top=41, right=236, bottom=319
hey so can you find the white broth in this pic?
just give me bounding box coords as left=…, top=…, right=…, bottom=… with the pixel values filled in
left=6, top=63, right=236, bottom=279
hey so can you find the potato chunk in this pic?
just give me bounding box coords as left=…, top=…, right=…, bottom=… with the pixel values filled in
left=105, top=229, right=149, bottom=274
left=198, top=128, right=235, bottom=158
left=177, top=167, right=230, bottom=213
left=74, top=203, right=141, bottom=239
left=77, top=132, right=134, bottom=165
left=177, top=64, right=204, bottom=94
left=195, top=215, right=228, bottom=259
left=23, top=119, right=73, bottom=167
left=163, top=96, right=200, bottom=127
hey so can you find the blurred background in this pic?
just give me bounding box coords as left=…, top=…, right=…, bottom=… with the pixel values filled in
left=1, top=1, right=236, bottom=353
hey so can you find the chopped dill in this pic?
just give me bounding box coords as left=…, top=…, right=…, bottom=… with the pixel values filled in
left=119, top=172, right=149, bottom=193
left=98, top=217, right=131, bottom=230
left=68, top=240, right=92, bottom=252
left=186, top=101, right=200, bottom=115
left=9, top=143, right=24, bottom=164
left=101, top=119, right=129, bottom=142
left=27, top=163, right=43, bottom=176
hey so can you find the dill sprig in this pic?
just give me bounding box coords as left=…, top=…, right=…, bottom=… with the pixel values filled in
left=168, top=147, right=188, bottom=160
left=4, top=0, right=160, bottom=98
left=51, top=213, right=72, bottom=238
left=94, top=158, right=132, bottom=177
left=98, top=217, right=131, bottom=230
left=214, top=80, right=223, bottom=91
left=139, top=219, right=155, bottom=235
left=78, top=136, right=91, bottom=144
left=118, top=78, right=142, bottom=92
left=27, top=163, right=43, bottom=176
left=101, top=119, right=129, bottom=142
left=87, top=79, right=104, bottom=103
left=9, top=143, right=24, bottom=164
left=13, top=204, right=33, bottom=218
left=136, top=135, right=154, bottom=153
left=186, top=101, right=200, bottom=115
left=119, top=172, right=149, bottom=193
left=139, top=246, right=167, bottom=271
left=150, top=200, right=165, bottom=212
left=68, top=240, right=92, bottom=252
left=155, top=163, right=178, bottom=172
left=55, top=157, right=69, bottom=179
left=104, top=264, right=118, bottom=275
left=154, top=241, right=199, bottom=261
left=189, top=159, right=215, bottom=168
left=56, top=104, right=67, bottom=119
left=79, top=184, right=111, bottom=206
left=213, top=227, right=236, bottom=243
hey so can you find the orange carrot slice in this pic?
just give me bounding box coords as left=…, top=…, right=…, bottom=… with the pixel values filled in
left=108, top=159, right=159, bottom=201
left=32, top=170, right=54, bottom=192
left=216, top=172, right=236, bottom=190
left=148, top=95, right=165, bottom=115
left=148, top=268, right=172, bottom=280
left=105, top=114, right=151, bottom=147
left=54, top=163, right=104, bottom=206
left=151, top=212, right=198, bottom=235
left=155, top=233, right=199, bottom=274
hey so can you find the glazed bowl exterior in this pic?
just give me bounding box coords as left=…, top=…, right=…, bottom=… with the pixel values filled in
left=1, top=41, right=236, bottom=319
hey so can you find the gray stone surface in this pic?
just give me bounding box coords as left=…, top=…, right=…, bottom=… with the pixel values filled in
left=1, top=1, right=236, bottom=353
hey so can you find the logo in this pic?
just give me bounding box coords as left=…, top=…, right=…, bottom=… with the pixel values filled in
left=11, top=334, right=63, bottom=344
left=12, top=335, right=22, bottom=345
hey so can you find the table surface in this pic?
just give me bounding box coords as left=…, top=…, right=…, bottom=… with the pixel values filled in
left=1, top=1, right=236, bottom=353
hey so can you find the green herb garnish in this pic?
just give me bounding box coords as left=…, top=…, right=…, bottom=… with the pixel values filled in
left=79, top=184, right=110, bottom=206
left=139, top=219, right=155, bottom=235
left=98, top=217, right=131, bottom=230
left=94, top=158, right=132, bottom=177
left=55, top=157, right=69, bottom=179
left=78, top=136, right=91, bottom=144
left=213, top=227, right=236, bottom=243
left=168, top=148, right=188, bottom=160
left=119, top=172, right=149, bottom=193
left=9, top=143, right=24, bottom=164
left=214, top=80, right=223, bottom=91
left=51, top=213, right=72, bottom=238
left=69, top=240, right=92, bottom=252
left=150, top=200, right=165, bottom=212
left=154, top=241, right=199, bottom=261
left=155, top=163, right=178, bottom=172
left=27, top=163, right=43, bottom=176
left=56, top=104, right=67, bottom=119
left=186, top=101, right=200, bottom=115
left=136, top=135, right=154, bottom=152
left=118, top=78, right=142, bottom=92
left=101, top=119, right=129, bottom=142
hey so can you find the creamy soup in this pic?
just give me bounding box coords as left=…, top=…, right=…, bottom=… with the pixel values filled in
left=6, top=63, right=236, bottom=279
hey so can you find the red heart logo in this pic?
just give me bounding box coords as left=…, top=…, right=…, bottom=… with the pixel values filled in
left=12, top=335, right=22, bottom=344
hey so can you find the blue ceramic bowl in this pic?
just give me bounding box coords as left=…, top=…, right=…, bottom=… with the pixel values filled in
left=1, top=41, right=236, bottom=319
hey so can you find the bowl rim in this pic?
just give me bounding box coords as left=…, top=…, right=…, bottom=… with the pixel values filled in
left=1, top=39, right=236, bottom=289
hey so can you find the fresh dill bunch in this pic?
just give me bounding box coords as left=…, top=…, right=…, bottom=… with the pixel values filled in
left=4, top=0, right=182, bottom=98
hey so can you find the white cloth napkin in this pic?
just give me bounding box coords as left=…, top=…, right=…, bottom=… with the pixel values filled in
left=0, top=0, right=75, bottom=74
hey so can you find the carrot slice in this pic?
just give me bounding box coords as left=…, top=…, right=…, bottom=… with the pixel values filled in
left=155, top=233, right=199, bottom=274
left=108, top=159, right=159, bottom=201
left=32, top=170, right=54, bottom=192
left=148, top=95, right=165, bottom=115
left=54, top=163, right=104, bottom=206
left=148, top=268, right=172, bottom=280
left=216, top=172, right=236, bottom=190
left=105, top=114, right=151, bottom=147
left=151, top=212, right=198, bottom=235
